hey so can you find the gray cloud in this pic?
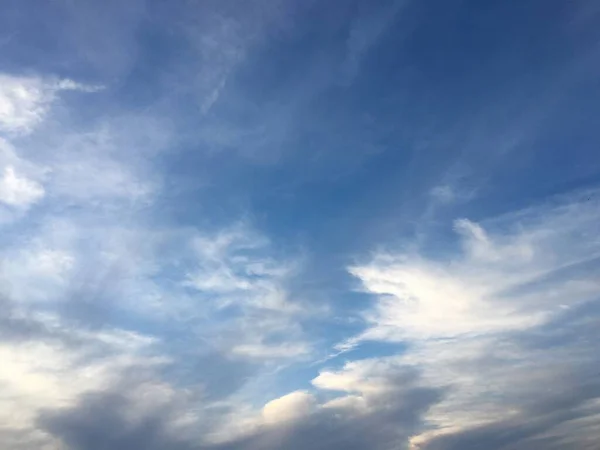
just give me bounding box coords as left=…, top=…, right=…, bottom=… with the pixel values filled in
left=419, top=300, right=600, bottom=450
left=218, top=390, right=442, bottom=450
left=38, top=390, right=197, bottom=450
left=31, top=363, right=443, bottom=450
left=5, top=249, right=599, bottom=450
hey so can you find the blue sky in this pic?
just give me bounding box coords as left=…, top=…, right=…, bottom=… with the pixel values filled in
left=1, top=1, right=600, bottom=449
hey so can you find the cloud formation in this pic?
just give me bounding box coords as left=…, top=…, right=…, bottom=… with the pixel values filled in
left=1, top=1, right=600, bottom=449
left=0, top=74, right=99, bottom=135
left=0, top=165, right=44, bottom=207
left=348, top=192, right=600, bottom=448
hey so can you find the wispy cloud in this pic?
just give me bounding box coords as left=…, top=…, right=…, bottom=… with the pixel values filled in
left=346, top=190, right=600, bottom=447
left=341, top=0, right=409, bottom=85
left=185, top=224, right=311, bottom=361
left=0, top=74, right=101, bottom=136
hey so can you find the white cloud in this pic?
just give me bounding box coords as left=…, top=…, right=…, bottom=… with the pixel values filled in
left=206, top=390, right=317, bottom=443
left=262, top=391, right=316, bottom=424
left=55, top=79, right=103, bottom=92
left=350, top=258, right=544, bottom=341
left=0, top=137, right=47, bottom=217
left=0, top=75, right=52, bottom=135
left=230, top=342, right=310, bottom=359
left=0, top=342, right=198, bottom=450
left=311, top=357, right=429, bottom=423
left=346, top=190, right=600, bottom=446
left=401, top=326, right=600, bottom=448
left=0, top=165, right=44, bottom=207
left=0, top=110, right=170, bottom=227
left=349, top=192, right=600, bottom=341
left=0, top=74, right=100, bottom=135
left=0, top=315, right=162, bottom=434
left=199, top=391, right=317, bottom=444
left=186, top=224, right=311, bottom=361
left=0, top=74, right=119, bottom=217
left=186, top=226, right=292, bottom=309
left=313, top=358, right=402, bottom=395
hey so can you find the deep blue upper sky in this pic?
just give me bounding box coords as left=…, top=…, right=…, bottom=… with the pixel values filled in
left=1, top=1, right=599, bottom=449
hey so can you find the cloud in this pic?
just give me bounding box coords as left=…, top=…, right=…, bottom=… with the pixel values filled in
left=185, top=224, right=311, bottom=361
left=2, top=2, right=599, bottom=450
left=346, top=190, right=600, bottom=448
left=154, top=0, right=300, bottom=116
left=0, top=214, right=313, bottom=448
left=187, top=226, right=295, bottom=311
left=43, top=122, right=159, bottom=204
left=0, top=165, right=44, bottom=207
left=38, top=379, right=201, bottom=450
left=350, top=191, right=600, bottom=342
left=0, top=137, right=47, bottom=219
left=0, top=75, right=55, bottom=135
left=408, top=302, right=600, bottom=449
left=230, top=342, right=309, bottom=359
left=262, top=391, right=316, bottom=424
left=0, top=72, right=122, bottom=222
left=211, top=359, right=441, bottom=450
left=0, top=308, right=164, bottom=440
left=0, top=344, right=439, bottom=450
left=0, top=74, right=100, bottom=136
left=0, top=70, right=201, bottom=450
left=10, top=192, right=596, bottom=450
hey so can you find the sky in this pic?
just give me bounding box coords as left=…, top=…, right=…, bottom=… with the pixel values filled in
left=1, top=1, right=600, bottom=449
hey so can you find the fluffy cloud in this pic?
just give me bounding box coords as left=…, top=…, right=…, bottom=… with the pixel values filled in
left=0, top=75, right=55, bottom=135
left=0, top=74, right=100, bottom=135
left=211, top=361, right=440, bottom=450
left=262, top=391, right=316, bottom=424
left=0, top=165, right=44, bottom=207
left=347, top=191, right=600, bottom=448
left=350, top=192, right=600, bottom=342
